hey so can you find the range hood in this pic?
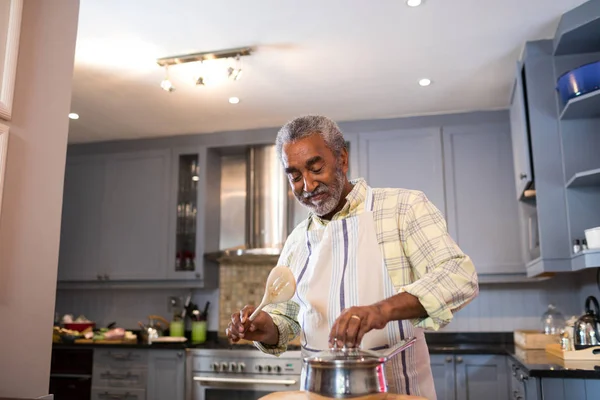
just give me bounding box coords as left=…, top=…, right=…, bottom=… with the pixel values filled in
left=205, top=145, right=293, bottom=263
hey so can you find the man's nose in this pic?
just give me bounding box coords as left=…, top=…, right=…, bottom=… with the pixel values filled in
left=303, top=176, right=318, bottom=193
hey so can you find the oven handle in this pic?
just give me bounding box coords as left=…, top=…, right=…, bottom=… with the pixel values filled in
left=193, top=376, right=297, bottom=386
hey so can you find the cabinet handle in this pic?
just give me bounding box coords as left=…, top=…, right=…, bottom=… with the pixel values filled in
left=104, top=274, right=110, bottom=280
left=456, top=357, right=463, bottom=363
left=97, top=274, right=103, bottom=280
left=107, top=351, right=133, bottom=360
left=519, top=173, right=528, bottom=180
left=101, top=371, right=137, bottom=380
left=195, top=273, right=201, bottom=279
left=177, top=352, right=183, bottom=357
left=445, top=356, right=452, bottom=363
left=99, top=392, right=136, bottom=400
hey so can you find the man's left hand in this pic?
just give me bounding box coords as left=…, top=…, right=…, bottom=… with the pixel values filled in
left=329, top=304, right=390, bottom=348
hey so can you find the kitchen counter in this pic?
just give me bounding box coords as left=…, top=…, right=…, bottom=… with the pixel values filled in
left=52, top=331, right=600, bottom=379
left=509, top=348, right=600, bottom=379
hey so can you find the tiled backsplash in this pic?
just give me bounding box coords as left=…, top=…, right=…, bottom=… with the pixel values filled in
left=218, top=261, right=277, bottom=336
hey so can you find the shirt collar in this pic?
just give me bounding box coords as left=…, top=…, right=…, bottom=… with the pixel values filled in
left=309, top=178, right=368, bottom=226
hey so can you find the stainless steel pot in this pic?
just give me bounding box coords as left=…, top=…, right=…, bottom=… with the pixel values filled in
left=303, top=337, right=416, bottom=399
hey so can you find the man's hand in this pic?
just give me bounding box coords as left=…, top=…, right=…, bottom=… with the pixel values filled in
left=329, top=304, right=390, bottom=348
left=226, top=305, right=279, bottom=345
left=329, top=293, right=427, bottom=348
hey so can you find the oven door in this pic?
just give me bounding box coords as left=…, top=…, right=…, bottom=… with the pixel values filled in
left=193, top=373, right=300, bottom=400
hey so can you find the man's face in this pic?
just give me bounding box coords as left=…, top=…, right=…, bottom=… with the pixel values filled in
left=282, top=134, right=349, bottom=216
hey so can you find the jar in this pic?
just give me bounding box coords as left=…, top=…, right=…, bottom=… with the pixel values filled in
left=541, top=304, right=566, bottom=335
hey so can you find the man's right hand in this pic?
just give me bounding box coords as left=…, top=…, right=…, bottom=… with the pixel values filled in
left=226, top=305, right=279, bottom=345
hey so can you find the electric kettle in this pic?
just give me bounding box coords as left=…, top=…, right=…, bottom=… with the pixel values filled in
left=573, top=295, right=600, bottom=350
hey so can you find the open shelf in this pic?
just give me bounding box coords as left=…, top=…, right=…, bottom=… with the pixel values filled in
left=553, top=1, right=600, bottom=55
left=571, top=249, right=600, bottom=271
left=566, top=168, right=600, bottom=188
left=559, top=90, right=600, bottom=120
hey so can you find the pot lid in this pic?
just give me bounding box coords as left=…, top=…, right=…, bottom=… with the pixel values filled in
left=303, top=337, right=417, bottom=367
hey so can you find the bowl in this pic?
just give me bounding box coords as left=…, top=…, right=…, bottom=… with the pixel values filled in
left=556, top=61, right=600, bottom=105
left=64, top=322, right=96, bottom=332
left=584, top=227, right=600, bottom=250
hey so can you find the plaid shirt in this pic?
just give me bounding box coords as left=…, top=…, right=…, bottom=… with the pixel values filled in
left=255, top=178, right=479, bottom=355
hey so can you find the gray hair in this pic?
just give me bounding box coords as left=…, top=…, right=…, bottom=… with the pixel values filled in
left=275, top=115, right=346, bottom=161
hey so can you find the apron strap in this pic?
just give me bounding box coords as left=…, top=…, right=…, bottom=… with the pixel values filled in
left=365, top=186, right=375, bottom=211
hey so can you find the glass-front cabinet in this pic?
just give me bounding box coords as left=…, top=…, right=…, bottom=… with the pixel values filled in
left=169, top=149, right=203, bottom=280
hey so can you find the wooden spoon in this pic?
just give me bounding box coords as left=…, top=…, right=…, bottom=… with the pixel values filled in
left=249, top=265, right=296, bottom=321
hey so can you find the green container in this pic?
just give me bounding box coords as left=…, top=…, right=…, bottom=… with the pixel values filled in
left=170, top=320, right=184, bottom=337
left=191, top=321, right=207, bottom=343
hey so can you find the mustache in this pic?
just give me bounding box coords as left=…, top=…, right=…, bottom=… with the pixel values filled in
left=300, top=184, right=329, bottom=199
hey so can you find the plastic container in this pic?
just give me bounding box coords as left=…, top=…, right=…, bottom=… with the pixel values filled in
left=169, top=320, right=185, bottom=337
left=556, top=61, right=600, bottom=105
left=584, top=226, right=600, bottom=249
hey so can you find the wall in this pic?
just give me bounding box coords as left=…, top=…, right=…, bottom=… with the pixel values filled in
left=0, top=0, right=80, bottom=397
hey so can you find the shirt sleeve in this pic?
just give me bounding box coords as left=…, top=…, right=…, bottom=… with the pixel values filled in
left=253, top=223, right=305, bottom=356
left=398, top=191, right=479, bottom=331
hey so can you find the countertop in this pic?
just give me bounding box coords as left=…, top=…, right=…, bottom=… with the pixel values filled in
left=52, top=331, right=600, bottom=379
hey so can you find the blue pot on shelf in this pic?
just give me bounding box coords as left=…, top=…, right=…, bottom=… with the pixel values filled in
left=556, top=60, right=600, bottom=105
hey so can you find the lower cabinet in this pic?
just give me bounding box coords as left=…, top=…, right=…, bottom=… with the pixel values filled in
left=90, top=349, right=185, bottom=400
left=430, top=354, right=508, bottom=400
left=147, top=350, right=185, bottom=400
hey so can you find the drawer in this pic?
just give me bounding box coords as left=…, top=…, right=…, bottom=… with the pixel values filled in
left=93, top=368, right=147, bottom=389
left=91, top=388, right=145, bottom=400
left=94, top=349, right=148, bottom=369
left=52, top=348, right=94, bottom=374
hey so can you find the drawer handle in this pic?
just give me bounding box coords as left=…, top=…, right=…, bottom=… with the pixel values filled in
left=101, top=371, right=138, bottom=381
left=99, top=392, right=137, bottom=400
left=107, top=352, right=133, bottom=360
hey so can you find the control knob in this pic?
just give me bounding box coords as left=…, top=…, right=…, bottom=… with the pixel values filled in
left=211, top=363, right=219, bottom=372
left=229, top=362, right=237, bottom=372
left=273, top=365, right=282, bottom=373
left=221, top=362, right=228, bottom=372
left=238, top=363, right=246, bottom=373
left=265, top=365, right=272, bottom=373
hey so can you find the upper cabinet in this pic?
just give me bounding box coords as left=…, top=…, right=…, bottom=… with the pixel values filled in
left=359, top=122, right=525, bottom=278
left=443, top=123, right=524, bottom=275
left=508, top=63, right=534, bottom=200
left=101, top=150, right=170, bottom=281
left=58, top=156, right=106, bottom=281
left=57, top=148, right=213, bottom=287
left=359, top=128, right=446, bottom=214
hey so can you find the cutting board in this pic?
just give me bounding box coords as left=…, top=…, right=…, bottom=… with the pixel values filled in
left=545, top=343, right=600, bottom=360
left=259, top=391, right=427, bottom=400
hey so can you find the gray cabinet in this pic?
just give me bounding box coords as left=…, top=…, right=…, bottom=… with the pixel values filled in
left=58, top=156, right=107, bottom=281
left=432, top=354, right=508, bottom=400
left=147, top=350, right=185, bottom=400
left=92, top=349, right=148, bottom=400
left=443, top=124, right=524, bottom=275
left=359, top=128, right=446, bottom=214
left=101, top=150, right=170, bottom=280
left=455, top=355, right=508, bottom=400
left=430, top=354, right=456, bottom=400
left=509, top=64, right=533, bottom=200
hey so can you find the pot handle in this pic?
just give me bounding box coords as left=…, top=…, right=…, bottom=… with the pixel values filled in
left=381, top=337, right=417, bottom=361
left=586, top=296, right=600, bottom=316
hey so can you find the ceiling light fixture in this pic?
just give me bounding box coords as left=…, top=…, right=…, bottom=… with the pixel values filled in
left=161, top=66, right=175, bottom=92
left=68, top=113, right=79, bottom=120
left=157, top=46, right=253, bottom=90
left=407, top=0, right=423, bottom=7
left=419, top=78, right=432, bottom=87
left=229, top=97, right=240, bottom=104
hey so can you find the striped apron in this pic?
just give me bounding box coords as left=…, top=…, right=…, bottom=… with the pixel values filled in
left=291, top=186, right=436, bottom=399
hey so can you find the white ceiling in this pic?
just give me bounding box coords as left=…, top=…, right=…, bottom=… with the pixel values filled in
left=68, top=0, right=587, bottom=143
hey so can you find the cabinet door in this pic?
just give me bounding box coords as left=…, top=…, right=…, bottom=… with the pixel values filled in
left=58, top=156, right=106, bottom=281
left=509, top=64, right=533, bottom=199
left=102, top=150, right=170, bottom=280
left=455, top=355, right=508, bottom=400
left=443, top=124, right=525, bottom=275
left=429, top=354, right=456, bottom=400
left=359, top=128, right=445, bottom=214
left=147, top=350, right=185, bottom=400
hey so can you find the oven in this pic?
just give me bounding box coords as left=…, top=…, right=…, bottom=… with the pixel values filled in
left=186, top=348, right=302, bottom=400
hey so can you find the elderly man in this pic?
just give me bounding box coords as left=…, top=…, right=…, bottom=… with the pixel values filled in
left=226, top=115, right=479, bottom=399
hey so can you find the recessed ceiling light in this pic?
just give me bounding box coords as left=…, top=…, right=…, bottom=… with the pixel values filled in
left=68, top=113, right=79, bottom=120
left=229, top=97, right=240, bottom=104
left=407, top=0, right=422, bottom=7
left=419, top=78, right=432, bottom=87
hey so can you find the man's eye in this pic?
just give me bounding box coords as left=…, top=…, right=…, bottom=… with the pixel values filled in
left=291, top=175, right=302, bottom=182
left=312, top=167, right=323, bottom=174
